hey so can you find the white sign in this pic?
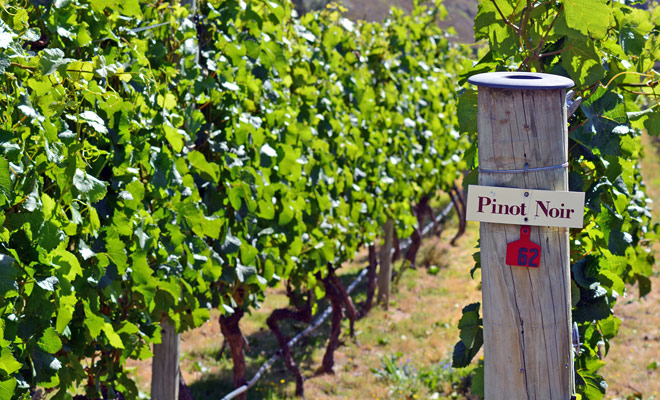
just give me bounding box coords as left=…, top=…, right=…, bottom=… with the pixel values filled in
left=466, top=185, right=585, bottom=228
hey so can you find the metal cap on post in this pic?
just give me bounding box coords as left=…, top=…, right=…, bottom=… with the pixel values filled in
left=468, top=71, right=574, bottom=90
left=468, top=72, right=575, bottom=399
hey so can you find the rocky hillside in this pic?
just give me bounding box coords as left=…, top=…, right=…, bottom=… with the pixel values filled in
left=296, top=0, right=478, bottom=43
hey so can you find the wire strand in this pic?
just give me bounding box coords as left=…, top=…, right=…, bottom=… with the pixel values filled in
left=479, top=162, right=568, bottom=174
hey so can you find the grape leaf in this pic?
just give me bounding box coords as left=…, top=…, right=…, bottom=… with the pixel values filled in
left=38, top=48, right=73, bottom=76
left=73, top=169, right=107, bottom=203
left=37, top=327, right=63, bottom=354
left=561, top=0, right=610, bottom=39
left=0, top=348, right=21, bottom=375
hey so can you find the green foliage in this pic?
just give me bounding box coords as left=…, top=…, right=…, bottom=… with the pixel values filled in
left=452, top=302, right=482, bottom=368
left=0, top=0, right=469, bottom=396
left=455, top=0, right=659, bottom=399
left=372, top=353, right=426, bottom=398
left=372, top=353, right=481, bottom=399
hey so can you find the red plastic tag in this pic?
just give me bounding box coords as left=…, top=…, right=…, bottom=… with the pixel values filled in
left=506, top=226, right=541, bottom=268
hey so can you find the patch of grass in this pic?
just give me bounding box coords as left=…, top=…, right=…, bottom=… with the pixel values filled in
left=371, top=352, right=481, bottom=399
left=417, top=239, right=452, bottom=271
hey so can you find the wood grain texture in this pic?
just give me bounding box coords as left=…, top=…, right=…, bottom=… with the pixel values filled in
left=377, top=217, right=394, bottom=309
left=151, top=320, right=180, bottom=400
left=477, top=87, right=573, bottom=399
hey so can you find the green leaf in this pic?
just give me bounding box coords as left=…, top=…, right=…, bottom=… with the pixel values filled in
left=191, top=308, right=209, bottom=327
left=32, top=349, right=61, bottom=388
left=643, top=112, right=660, bottom=136
left=24, top=180, right=42, bottom=212
left=119, top=0, right=142, bottom=17
left=89, top=0, right=109, bottom=11
left=453, top=302, right=483, bottom=368
left=51, top=249, right=82, bottom=281
left=130, top=255, right=157, bottom=307
left=265, top=0, right=284, bottom=22
left=636, top=274, right=651, bottom=297
left=38, top=327, right=63, bottom=354
left=56, top=294, right=77, bottom=333
left=561, top=0, right=610, bottom=39
left=163, top=123, right=184, bottom=152
left=221, top=233, right=241, bottom=254
left=561, top=40, right=606, bottom=86
left=576, top=369, right=607, bottom=400
left=106, top=234, right=128, bottom=273
left=0, top=378, right=16, bottom=400
left=473, top=0, right=518, bottom=57
left=78, top=111, right=108, bottom=134
left=598, top=270, right=625, bottom=297
left=573, top=295, right=611, bottom=323
left=73, top=169, right=107, bottom=203
left=117, top=321, right=139, bottom=335
left=260, top=144, right=277, bottom=167
left=457, top=302, right=481, bottom=347
left=83, top=301, right=105, bottom=338
left=188, top=151, right=219, bottom=181
left=0, top=255, right=18, bottom=297
left=0, top=157, right=12, bottom=203
left=36, top=276, right=59, bottom=292
left=471, top=364, right=484, bottom=396
left=278, top=203, right=294, bottom=225
left=598, top=315, right=620, bottom=340
left=0, top=54, right=10, bottom=74
left=457, top=90, right=478, bottom=134
left=103, top=323, right=124, bottom=349
left=608, top=230, right=632, bottom=256
left=41, top=193, right=55, bottom=219
left=257, top=198, right=275, bottom=219
left=36, top=221, right=65, bottom=252
left=123, top=180, right=145, bottom=210
left=228, top=187, right=242, bottom=210
left=39, top=48, right=73, bottom=75
left=235, top=263, right=256, bottom=282
left=201, top=216, right=222, bottom=239
left=0, top=348, right=22, bottom=375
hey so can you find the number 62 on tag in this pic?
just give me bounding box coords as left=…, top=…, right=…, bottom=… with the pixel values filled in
left=506, top=226, right=541, bottom=268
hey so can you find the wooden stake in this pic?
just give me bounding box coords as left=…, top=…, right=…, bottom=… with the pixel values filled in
left=377, top=217, right=394, bottom=309
left=470, top=72, right=574, bottom=399
left=151, top=320, right=180, bottom=400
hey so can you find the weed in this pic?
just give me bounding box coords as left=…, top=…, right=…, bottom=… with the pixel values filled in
left=372, top=352, right=424, bottom=398
left=371, top=353, right=481, bottom=399
left=611, top=395, right=658, bottom=400
left=417, top=240, right=451, bottom=271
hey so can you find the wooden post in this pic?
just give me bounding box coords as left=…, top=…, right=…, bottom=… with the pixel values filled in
left=468, top=72, right=575, bottom=399
left=151, top=320, right=180, bottom=400
left=377, top=217, right=394, bottom=309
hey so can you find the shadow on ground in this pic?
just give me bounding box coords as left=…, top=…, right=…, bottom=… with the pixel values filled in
left=188, top=268, right=369, bottom=400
